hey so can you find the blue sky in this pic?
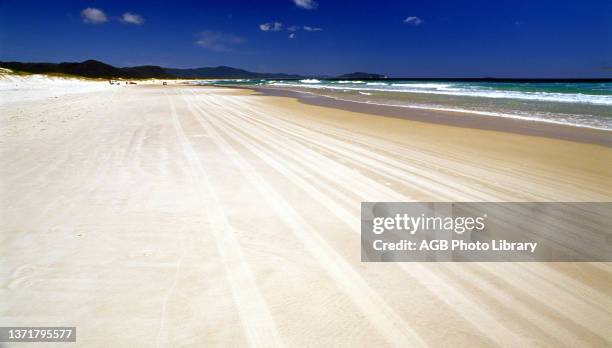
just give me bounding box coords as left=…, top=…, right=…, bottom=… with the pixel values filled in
left=1, top=0, right=610, bottom=77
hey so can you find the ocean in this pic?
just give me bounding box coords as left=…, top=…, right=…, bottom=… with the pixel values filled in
left=195, top=79, right=612, bottom=130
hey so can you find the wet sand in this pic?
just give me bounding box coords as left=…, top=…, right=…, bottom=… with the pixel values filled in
left=254, top=86, right=612, bottom=147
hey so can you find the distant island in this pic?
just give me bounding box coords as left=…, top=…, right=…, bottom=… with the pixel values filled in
left=0, top=59, right=384, bottom=80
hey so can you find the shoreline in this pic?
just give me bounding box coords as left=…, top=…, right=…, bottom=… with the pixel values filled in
left=222, top=85, right=612, bottom=147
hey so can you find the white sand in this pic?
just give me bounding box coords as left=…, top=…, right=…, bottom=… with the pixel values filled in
left=1, top=79, right=611, bottom=347
left=0, top=73, right=114, bottom=103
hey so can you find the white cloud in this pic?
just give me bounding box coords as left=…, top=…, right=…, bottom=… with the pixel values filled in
left=404, top=16, right=424, bottom=26
left=195, top=31, right=244, bottom=52
left=259, top=22, right=283, bottom=31
left=81, top=8, right=107, bottom=24
left=120, top=12, right=144, bottom=25
left=293, top=0, right=318, bottom=10
left=259, top=22, right=322, bottom=35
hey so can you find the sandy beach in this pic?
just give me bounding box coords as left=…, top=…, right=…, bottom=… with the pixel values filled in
left=1, top=81, right=611, bottom=347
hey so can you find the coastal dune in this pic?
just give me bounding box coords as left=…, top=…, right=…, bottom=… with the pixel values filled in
left=1, top=82, right=611, bottom=346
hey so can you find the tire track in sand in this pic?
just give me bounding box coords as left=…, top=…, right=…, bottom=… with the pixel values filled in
left=181, top=91, right=428, bottom=347
left=167, top=94, right=283, bottom=348
left=184, top=91, right=537, bottom=347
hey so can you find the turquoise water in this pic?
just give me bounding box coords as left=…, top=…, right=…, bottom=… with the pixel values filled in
left=196, top=79, right=612, bottom=130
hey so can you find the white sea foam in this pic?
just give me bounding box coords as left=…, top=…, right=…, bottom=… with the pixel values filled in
left=385, top=86, right=612, bottom=105
left=258, top=83, right=612, bottom=130
left=206, top=79, right=612, bottom=129
left=318, top=93, right=612, bottom=130
left=391, top=83, right=454, bottom=90
left=266, top=81, right=612, bottom=106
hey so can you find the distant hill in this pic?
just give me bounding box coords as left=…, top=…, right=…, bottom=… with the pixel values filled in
left=0, top=60, right=390, bottom=80
left=0, top=60, right=171, bottom=79
left=0, top=60, right=302, bottom=79
left=165, top=66, right=301, bottom=79
left=124, top=65, right=172, bottom=78
left=336, top=72, right=387, bottom=79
